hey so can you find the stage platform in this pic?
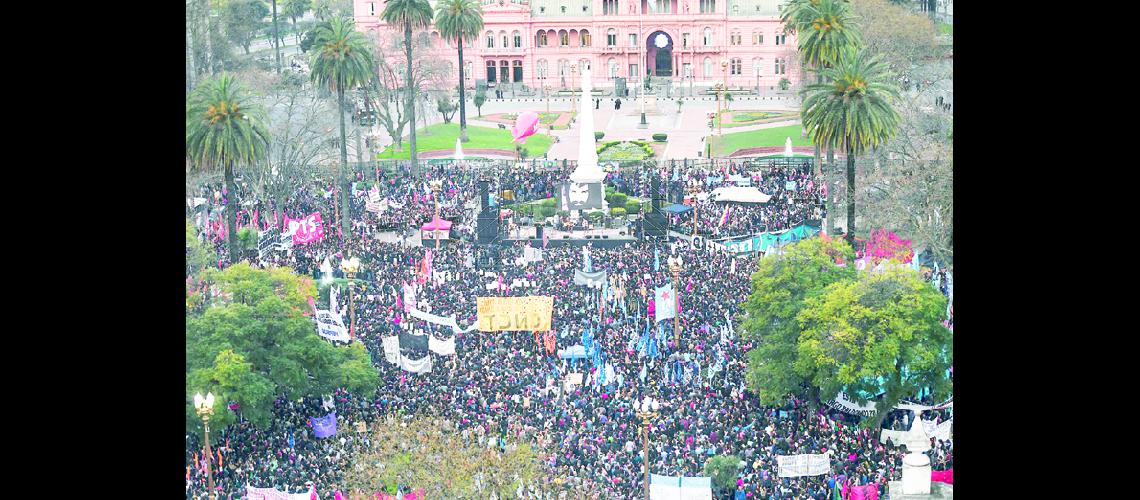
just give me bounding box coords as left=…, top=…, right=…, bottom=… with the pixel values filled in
left=504, top=227, right=637, bottom=248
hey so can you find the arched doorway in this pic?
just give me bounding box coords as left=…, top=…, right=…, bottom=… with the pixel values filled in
left=646, top=31, right=673, bottom=77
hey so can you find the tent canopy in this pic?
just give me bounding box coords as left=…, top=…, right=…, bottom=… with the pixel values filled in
left=421, top=217, right=453, bottom=231
left=709, top=186, right=772, bottom=203
left=662, top=204, right=694, bottom=214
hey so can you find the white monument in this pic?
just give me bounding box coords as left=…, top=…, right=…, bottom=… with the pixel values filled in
left=455, top=137, right=464, bottom=160
left=900, top=412, right=933, bottom=495
left=784, top=137, right=794, bottom=157
left=570, top=66, right=606, bottom=185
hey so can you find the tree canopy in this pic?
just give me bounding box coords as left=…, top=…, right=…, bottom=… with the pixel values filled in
left=741, top=237, right=857, bottom=406
left=795, top=265, right=952, bottom=425
left=704, top=454, right=742, bottom=494
left=185, top=263, right=379, bottom=434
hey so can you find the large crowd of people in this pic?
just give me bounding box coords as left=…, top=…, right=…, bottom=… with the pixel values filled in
left=186, top=160, right=951, bottom=499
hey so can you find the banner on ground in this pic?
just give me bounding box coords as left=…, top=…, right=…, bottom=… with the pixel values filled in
left=315, top=310, right=350, bottom=342
left=284, top=213, right=324, bottom=245
left=524, top=246, right=544, bottom=262
left=428, top=335, right=456, bottom=356
left=398, top=332, right=429, bottom=352
left=654, top=284, right=676, bottom=322
left=931, top=468, right=953, bottom=484
left=311, top=411, right=337, bottom=438
left=777, top=453, right=831, bottom=477
left=245, top=485, right=317, bottom=500
left=476, top=296, right=554, bottom=331
left=574, top=269, right=608, bottom=288
left=382, top=336, right=400, bottom=364
left=649, top=474, right=712, bottom=500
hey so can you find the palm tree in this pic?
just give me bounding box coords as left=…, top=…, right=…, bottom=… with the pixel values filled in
left=801, top=49, right=900, bottom=245
left=186, top=74, right=271, bottom=260
left=310, top=17, right=375, bottom=240
left=434, top=0, right=484, bottom=143
left=382, top=0, right=435, bottom=176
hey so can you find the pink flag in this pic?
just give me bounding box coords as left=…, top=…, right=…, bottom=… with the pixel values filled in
left=284, top=213, right=325, bottom=245
left=718, top=204, right=732, bottom=228
left=334, top=492, right=345, bottom=500
left=931, top=468, right=953, bottom=484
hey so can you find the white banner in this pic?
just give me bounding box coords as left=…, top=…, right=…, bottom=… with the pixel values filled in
left=880, top=419, right=952, bottom=445
left=245, top=484, right=317, bottom=500
left=655, top=284, right=676, bottom=322
left=428, top=335, right=456, bottom=356
left=524, top=246, right=544, bottom=262
left=880, top=429, right=908, bottom=446
left=407, top=306, right=478, bottom=335
left=777, top=453, right=831, bottom=477
left=382, top=336, right=400, bottom=364
left=399, top=354, right=433, bottom=373
left=402, top=282, right=416, bottom=313
left=315, top=310, right=350, bottom=342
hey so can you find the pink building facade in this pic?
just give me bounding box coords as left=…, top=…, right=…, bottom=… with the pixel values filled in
left=354, top=0, right=799, bottom=91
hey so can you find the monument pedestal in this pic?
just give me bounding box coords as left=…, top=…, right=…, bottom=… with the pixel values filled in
left=901, top=453, right=932, bottom=495
left=889, top=481, right=953, bottom=499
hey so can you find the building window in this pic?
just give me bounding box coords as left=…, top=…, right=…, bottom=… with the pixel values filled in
left=629, top=64, right=638, bottom=78
left=559, top=60, right=569, bottom=77
left=501, top=31, right=509, bottom=49
left=703, top=27, right=712, bottom=46
left=501, top=60, right=510, bottom=83
left=514, top=31, right=522, bottom=48
left=608, top=29, right=617, bottom=47
left=580, top=59, right=590, bottom=71
left=560, top=30, right=569, bottom=47
left=776, top=32, right=786, bottom=46
left=655, top=0, right=669, bottom=13
left=538, top=32, right=548, bottom=47
left=683, top=63, right=692, bottom=77
left=732, top=4, right=738, bottom=14
left=775, top=58, right=786, bottom=75
left=603, top=0, right=618, bottom=14
left=752, top=32, right=762, bottom=45
left=486, top=31, right=494, bottom=48
left=731, top=58, right=741, bottom=75
left=513, top=60, right=523, bottom=82
left=700, top=0, right=715, bottom=13
left=487, top=61, right=497, bottom=82
left=466, top=61, right=473, bottom=80
left=561, top=5, right=566, bottom=13
left=609, top=58, right=618, bottom=78
left=704, top=57, right=711, bottom=78
left=368, top=2, right=375, bottom=16
left=581, top=30, right=591, bottom=47
left=730, top=33, right=741, bottom=46
left=629, top=33, right=637, bottom=47
left=537, top=59, right=548, bottom=79
left=682, top=32, right=690, bottom=48
left=752, top=58, right=761, bottom=77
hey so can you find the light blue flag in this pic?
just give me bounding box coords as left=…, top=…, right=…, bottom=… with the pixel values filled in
left=654, top=246, right=660, bottom=272
left=639, top=364, right=647, bottom=382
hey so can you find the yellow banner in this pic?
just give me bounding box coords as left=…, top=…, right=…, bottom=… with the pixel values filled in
left=476, top=296, right=553, bottom=331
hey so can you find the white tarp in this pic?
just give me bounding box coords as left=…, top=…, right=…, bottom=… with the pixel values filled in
left=382, top=336, right=400, bottom=364
left=709, top=186, right=772, bottom=203
left=399, top=354, right=432, bottom=373
left=650, top=474, right=713, bottom=500
left=407, top=306, right=478, bottom=335
left=428, top=335, right=456, bottom=356
left=777, top=453, right=831, bottom=477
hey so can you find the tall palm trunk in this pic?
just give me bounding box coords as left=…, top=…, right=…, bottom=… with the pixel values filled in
left=225, top=161, right=240, bottom=260
left=337, top=87, right=352, bottom=241
left=457, top=37, right=468, bottom=142
left=405, top=23, right=419, bottom=176
left=271, top=0, right=281, bottom=74
left=845, top=144, right=855, bottom=245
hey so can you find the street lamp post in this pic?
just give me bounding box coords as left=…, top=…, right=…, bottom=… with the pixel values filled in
left=340, top=256, right=361, bottom=340
left=193, top=392, right=217, bottom=500
left=688, top=181, right=701, bottom=236
left=635, top=397, right=661, bottom=500
left=570, top=64, right=578, bottom=112
left=667, top=255, right=683, bottom=346
left=544, top=84, right=552, bottom=113
left=719, top=60, right=728, bottom=136
left=430, top=180, right=443, bottom=249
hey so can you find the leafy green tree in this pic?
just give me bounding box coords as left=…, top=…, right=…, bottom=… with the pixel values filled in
left=310, top=17, right=375, bottom=240
left=185, top=264, right=379, bottom=434
left=741, top=237, right=856, bottom=406
left=186, top=218, right=217, bottom=278
left=436, top=93, right=457, bottom=123
left=801, top=49, right=900, bottom=243
left=795, top=266, right=952, bottom=427
left=281, top=0, right=311, bottom=37
left=223, top=0, right=270, bottom=55
left=473, top=86, right=486, bottom=116
left=382, top=0, right=435, bottom=176
left=704, top=455, right=742, bottom=496
left=186, top=74, right=271, bottom=260
left=299, top=27, right=317, bottom=53
left=434, top=0, right=484, bottom=142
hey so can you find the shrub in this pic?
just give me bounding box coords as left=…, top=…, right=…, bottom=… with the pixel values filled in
left=652, top=133, right=668, bottom=141
left=586, top=211, right=605, bottom=222
left=516, top=204, right=534, bottom=216
left=556, top=210, right=570, bottom=219
left=538, top=205, right=556, bottom=217
left=625, top=201, right=642, bottom=214
left=611, top=207, right=627, bottom=217
left=609, top=192, right=628, bottom=208
left=541, top=198, right=558, bottom=208
left=595, top=131, right=605, bottom=141
left=778, top=78, right=790, bottom=90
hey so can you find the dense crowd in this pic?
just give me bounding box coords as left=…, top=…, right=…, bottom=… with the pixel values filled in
left=187, top=160, right=950, bottom=499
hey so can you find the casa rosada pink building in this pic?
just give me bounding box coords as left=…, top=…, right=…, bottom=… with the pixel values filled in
left=353, top=0, right=799, bottom=91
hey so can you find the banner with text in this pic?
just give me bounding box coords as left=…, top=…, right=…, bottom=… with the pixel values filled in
left=477, top=296, right=554, bottom=331
left=777, top=453, right=831, bottom=477
left=246, top=485, right=317, bottom=500
left=284, top=212, right=324, bottom=245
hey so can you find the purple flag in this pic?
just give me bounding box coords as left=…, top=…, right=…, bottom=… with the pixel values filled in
left=311, top=411, right=337, bottom=438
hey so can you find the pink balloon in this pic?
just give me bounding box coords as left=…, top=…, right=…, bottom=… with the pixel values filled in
left=512, top=111, right=540, bottom=144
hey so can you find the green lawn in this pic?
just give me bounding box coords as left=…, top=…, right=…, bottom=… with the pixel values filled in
left=708, top=125, right=812, bottom=157
left=377, top=123, right=552, bottom=160
left=501, top=112, right=566, bottom=125
left=938, top=23, right=953, bottom=35
left=719, top=110, right=800, bottom=128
